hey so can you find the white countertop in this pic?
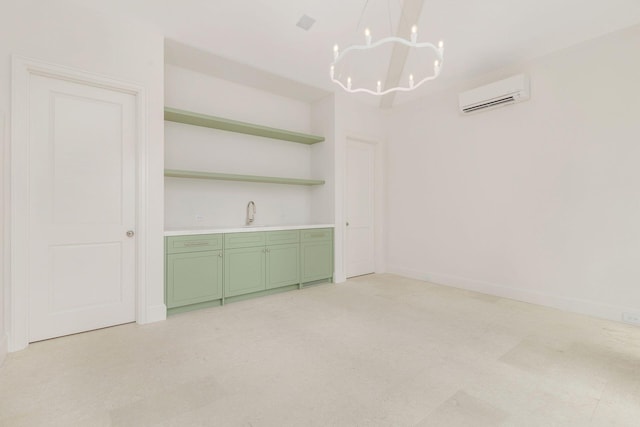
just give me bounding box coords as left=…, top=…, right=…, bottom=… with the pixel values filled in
left=164, top=224, right=335, bottom=237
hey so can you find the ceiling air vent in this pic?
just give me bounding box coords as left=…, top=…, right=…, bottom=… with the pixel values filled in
left=296, top=15, right=316, bottom=31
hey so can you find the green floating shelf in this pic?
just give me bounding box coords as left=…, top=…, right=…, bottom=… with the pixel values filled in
left=165, top=169, right=325, bottom=186
left=165, top=107, right=325, bottom=145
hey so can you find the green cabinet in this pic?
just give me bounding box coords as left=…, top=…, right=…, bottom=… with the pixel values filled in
left=165, top=228, right=333, bottom=315
left=166, top=251, right=223, bottom=308
left=266, top=243, right=300, bottom=290
left=166, top=233, right=223, bottom=253
left=224, top=231, right=266, bottom=249
left=165, top=234, right=224, bottom=313
left=301, top=228, right=334, bottom=283
left=224, top=246, right=266, bottom=297
left=225, top=231, right=300, bottom=297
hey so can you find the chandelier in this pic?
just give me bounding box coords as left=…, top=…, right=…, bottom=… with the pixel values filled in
left=330, top=2, right=444, bottom=96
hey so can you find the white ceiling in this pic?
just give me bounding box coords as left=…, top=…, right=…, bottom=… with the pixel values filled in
left=72, top=0, right=640, bottom=107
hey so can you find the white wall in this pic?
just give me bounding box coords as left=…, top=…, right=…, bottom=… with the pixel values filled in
left=164, top=64, right=319, bottom=228
left=387, top=25, right=640, bottom=322
left=310, top=95, right=336, bottom=227
left=0, top=0, right=166, bottom=355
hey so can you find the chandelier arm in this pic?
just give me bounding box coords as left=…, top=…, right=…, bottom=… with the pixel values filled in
left=332, top=36, right=443, bottom=65
left=330, top=64, right=443, bottom=96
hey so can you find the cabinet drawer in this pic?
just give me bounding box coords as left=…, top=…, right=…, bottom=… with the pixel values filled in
left=166, top=234, right=223, bottom=254
left=300, top=228, right=333, bottom=242
left=224, top=231, right=266, bottom=249
left=266, top=230, right=299, bottom=245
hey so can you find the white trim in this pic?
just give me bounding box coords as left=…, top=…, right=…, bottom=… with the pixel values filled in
left=9, top=56, right=152, bottom=351
left=0, top=333, right=7, bottom=366
left=10, top=57, right=29, bottom=351
left=146, top=304, right=169, bottom=323
left=1, top=109, right=8, bottom=363
left=134, top=66, right=150, bottom=324
left=386, top=265, right=635, bottom=324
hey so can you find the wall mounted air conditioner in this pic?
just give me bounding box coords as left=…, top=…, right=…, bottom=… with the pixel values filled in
left=459, top=74, right=530, bottom=114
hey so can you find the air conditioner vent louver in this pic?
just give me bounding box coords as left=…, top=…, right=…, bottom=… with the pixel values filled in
left=459, top=74, right=529, bottom=114
left=462, top=96, right=516, bottom=113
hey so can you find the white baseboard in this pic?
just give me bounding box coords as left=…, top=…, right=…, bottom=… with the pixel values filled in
left=142, top=304, right=167, bottom=324
left=0, top=333, right=8, bottom=366
left=386, top=265, right=632, bottom=324
left=334, top=270, right=347, bottom=284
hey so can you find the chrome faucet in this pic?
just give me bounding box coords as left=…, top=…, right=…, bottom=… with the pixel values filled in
left=246, top=201, right=256, bottom=226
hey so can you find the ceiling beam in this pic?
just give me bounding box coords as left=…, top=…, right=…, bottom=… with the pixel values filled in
left=165, top=39, right=330, bottom=104
left=379, top=0, right=425, bottom=109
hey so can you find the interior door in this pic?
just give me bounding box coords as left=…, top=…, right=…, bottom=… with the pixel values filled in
left=346, top=138, right=375, bottom=278
left=28, top=73, right=137, bottom=342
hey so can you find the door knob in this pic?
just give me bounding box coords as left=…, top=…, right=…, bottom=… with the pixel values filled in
left=126, top=230, right=135, bottom=237
left=346, top=222, right=350, bottom=227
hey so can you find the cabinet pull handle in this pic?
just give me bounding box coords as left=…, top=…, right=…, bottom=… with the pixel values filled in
left=219, top=253, right=223, bottom=257
left=183, top=242, right=209, bottom=247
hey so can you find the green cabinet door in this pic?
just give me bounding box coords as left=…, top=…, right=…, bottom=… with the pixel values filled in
left=300, top=241, right=333, bottom=283
left=266, top=243, right=300, bottom=289
left=166, top=250, right=223, bottom=308
left=224, top=247, right=266, bottom=297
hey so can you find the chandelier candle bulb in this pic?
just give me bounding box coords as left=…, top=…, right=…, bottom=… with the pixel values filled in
left=365, top=28, right=371, bottom=45
left=330, top=65, right=334, bottom=79
left=409, top=74, right=414, bottom=88
left=347, top=77, right=352, bottom=90
left=438, top=40, right=444, bottom=54
left=411, top=25, right=417, bottom=43
left=377, top=80, right=382, bottom=93
left=333, top=44, right=339, bottom=60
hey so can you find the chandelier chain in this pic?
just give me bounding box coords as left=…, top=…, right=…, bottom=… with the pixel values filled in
left=396, top=0, right=410, bottom=35
left=387, top=0, right=393, bottom=35
left=356, top=0, right=371, bottom=33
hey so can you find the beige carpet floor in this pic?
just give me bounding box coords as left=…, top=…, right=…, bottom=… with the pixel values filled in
left=1, top=274, right=639, bottom=426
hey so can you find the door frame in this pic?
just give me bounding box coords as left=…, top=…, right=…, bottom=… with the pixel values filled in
left=343, top=136, right=384, bottom=278
left=9, top=56, right=150, bottom=351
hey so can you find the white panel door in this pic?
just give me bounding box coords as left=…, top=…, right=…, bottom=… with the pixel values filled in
left=28, top=74, right=137, bottom=342
left=346, top=139, right=375, bottom=278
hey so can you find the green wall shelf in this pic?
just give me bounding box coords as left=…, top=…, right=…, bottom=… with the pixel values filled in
left=165, top=107, right=325, bottom=145
left=165, top=169, right=325, bottom=186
